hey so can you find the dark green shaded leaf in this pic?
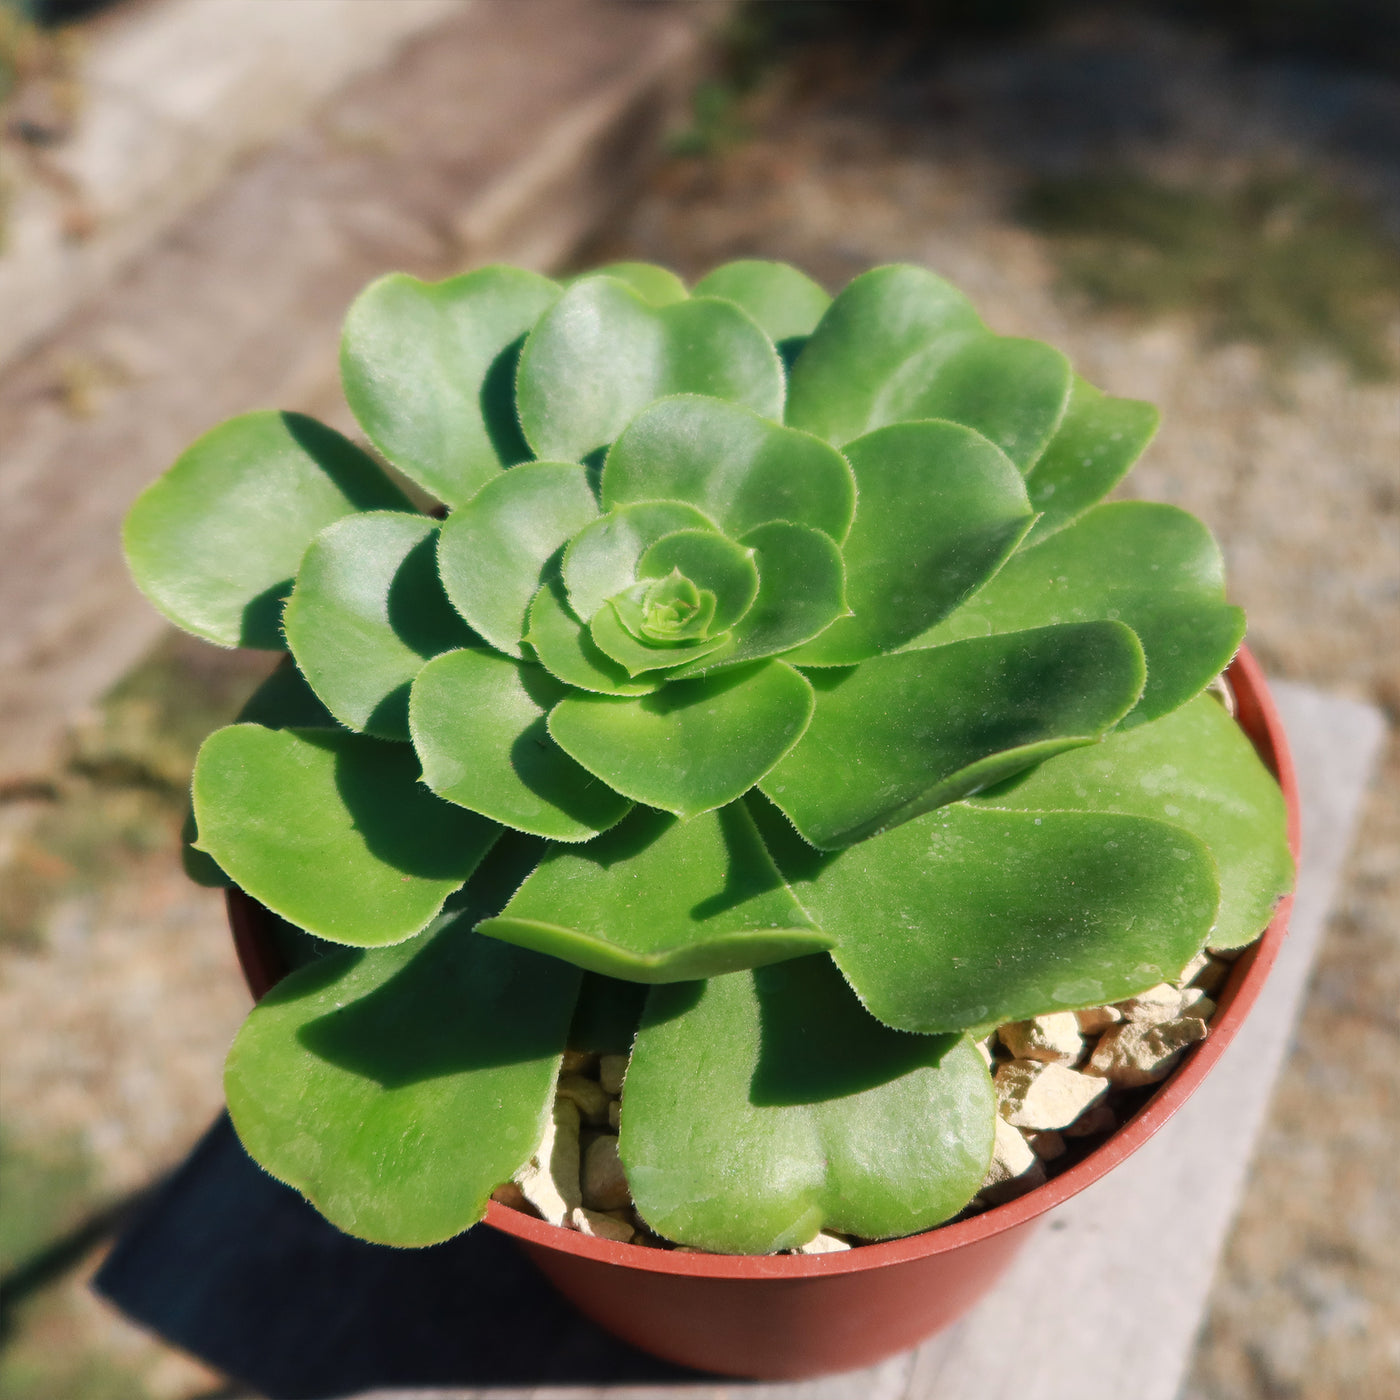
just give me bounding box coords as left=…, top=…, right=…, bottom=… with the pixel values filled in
left=549, top=661, right=815, bottom=819
left=516, top=276, right=785, bottom=462
left=225, top=917, right=580, bottom=1246
left=786, top=806, right=1219, bottom=1033
left=123, top=411, right=411, bottom=649
left=340, top=267, right=561, bottom=507
left=973, top=694, right=1293, bottom=950
left=410, top=648, right=632, bottom=841
left=562, top=500, right=717, bottom=622
left=236, top=656, right=339, bottom=730
left=1023, top=377, right=1159, bottom=543
left=621, top=956, right=995, bottom=1252
left=603, top=395, right=856, bottom=543
left=693, top=260, right=832, bottom=343
left=436, top=461, right=598, bottom=658
left=283, top=512, right=475, bottom=739
left=569, top=973, right=648, bottom=1055
left=910, top=501, right=1245, bottom=725
left=479, top=803, right=830, bottom=981
left=192, top=725, right=497, bottom=946
left=788, top=420, right=1036, bottom=666
left=763, top=622, right=1146, bottom=848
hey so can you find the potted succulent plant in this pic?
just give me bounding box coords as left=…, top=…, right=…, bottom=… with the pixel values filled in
left=122, top=259, right=1295, bottom=1378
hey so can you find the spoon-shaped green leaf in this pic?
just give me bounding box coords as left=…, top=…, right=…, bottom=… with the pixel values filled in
left=972, top=693, right=1293, bottom=949
left=340, top=267, right=561, bottom=507
left=123, top=411, right=411, bottom=649
left=410, top=648, right=632, bottom=842
left=283, top=512, right=476, bottom=739
left=693, top=260, right=832, bottom=345
left=638, top=529, right=759, bottom=631
left=524, top=576, right=663, bottom=696
left=549, top=660, right=815, bottom=819
left=516, top=276, right=785, bottom=462
left=192, top=724, right=497, bottom=946
left=786, top=419, right=1036, bottom=665
left=765, top=621, right=1146, bottom=848
left=621, top=955, right=995, bottom=1253
left=752, top=800, right=1219, bottom=1033
left=909, top=501, right=1246, bottom=725
left=603, top=395, right=856, bottom=543
left=436, top=460, right=598, bottom=658
left=479, top=802, right=832, bottom=981
left=225, top=917, right=580, bottom=1247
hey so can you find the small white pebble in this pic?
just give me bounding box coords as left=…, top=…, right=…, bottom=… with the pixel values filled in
left=1191, top=956, right=1232, bottom=996
left=557, top=1073, right=612, bottom=1126
left=568, top=1206, right=635, bottom=1243
left=513, top=1098, right=581, bottom=1224
left=598, top=1053, right=629, bottom=1096
left=998, top=1012, right=1084, bottom=1064
left=1172, top=951, right=1210, bottom=987
left=996, top=1060, right=1110, bottom=1130
left=582, top=1134, right=631, bottom=1211
left=1178, top=987, right=1217, bottom=1021
left=975, top=1036, right=996, bottom=1068
left=1086, top=1017, right=1209, bottom=1087
left=1074, top=1005, right=1122, bottom=1035
left=796, top=1231, right=852, bottom=1255
left=1117, top=983, right=1185, bottom=1025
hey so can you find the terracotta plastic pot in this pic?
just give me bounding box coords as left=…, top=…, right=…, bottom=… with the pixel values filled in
left=228, top=646, right=1299, bottom=1381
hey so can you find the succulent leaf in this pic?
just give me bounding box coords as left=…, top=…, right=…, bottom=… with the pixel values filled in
left=549, top=661, right=815, bottom=819
left=516, top=276, right=785, bottom=462
left=637, top=529, right=759, bottom=631
left=191, top=724, right=497, bottom=946
left=1023, top=377, right=1159, bottom=543
left=225, top=914, right=580, bottom=1247
left=561, top=500, right=718, bottom=622
left=282, top=512, right=476, bottom=739
left=123, top=411, right=411, bottom=649
left=764, top=622, right=1146, bottom=848
left=785, top=264, right=982, bottom=445
left=909, top=501, right=1246, bottom=725
left=340, top=267, right=561, bottom=507
left=410, top=648, right=632, bottom=842
left=756, top=802, right=1220, bottom=1033
left=479, top=802, right=833, bottom=981
left=693, top=259, right=833, bottom=345
left=973, top=693, right=1293, bottom=949
left=589, top=602, right=730, bottom=677
left=436, top=460, right=599, bottom=658
left=621, top=956, right=996, bottom=1253
left=603, top=395, right=856, bottom=542
left=525, top=576, right=666, bottom=696
left=787, top=420, right=1037, bottom=665
left=586, top=261, right=689, bottom=306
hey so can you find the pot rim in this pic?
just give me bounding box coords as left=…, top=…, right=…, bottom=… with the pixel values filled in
left=229, top=644, right=1299, bottom=1282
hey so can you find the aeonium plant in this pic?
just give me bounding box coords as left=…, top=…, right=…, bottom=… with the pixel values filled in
left=123, top=259, right=1293, bottom=1255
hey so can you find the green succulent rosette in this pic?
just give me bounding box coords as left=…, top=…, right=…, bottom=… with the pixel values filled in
left=124, top=259, right=1293, bottom=1255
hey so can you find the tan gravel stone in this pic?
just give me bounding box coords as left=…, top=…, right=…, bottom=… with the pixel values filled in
left=607, top=1098, right=621, bottom=1130
left=569, top=1206, right=635, bottom=1243
left=1179, top=987, right=1218, bottom=1021
left=561, top=1049, right=598, bottom=1075
left=598, top=1053, right=629, bottom=1096
left=797, top=1231, right=852, bottom=1254
left=1028, top=1129, right=1068, bottom=1161
left=1087, top=1016, right=1210, bottom=1087
left=1117, top=983, right=1187, bottom=1024
left=995, top=1059, right=1110, bottom=1130
left=998, top=1012, right=1085, bottom=1064
left=514, top=1097, right=581, bottom=1225
left=557, top=1073, right=612, bottom=1126
left=980, top=1116, right=1048, bottom=1204
left=1075, top=1005, right=1123, bottom=1035
left=581, top=1133, right=631, bottom=1211
left=1062, top=1101, right=1118, bottom=1138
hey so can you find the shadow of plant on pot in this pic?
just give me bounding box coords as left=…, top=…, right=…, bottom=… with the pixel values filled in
left=122, top=257, right=1297, bottom=1380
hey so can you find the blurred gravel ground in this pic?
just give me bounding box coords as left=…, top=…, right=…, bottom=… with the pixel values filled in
left=576, top=13, right=1399, bottom=1397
